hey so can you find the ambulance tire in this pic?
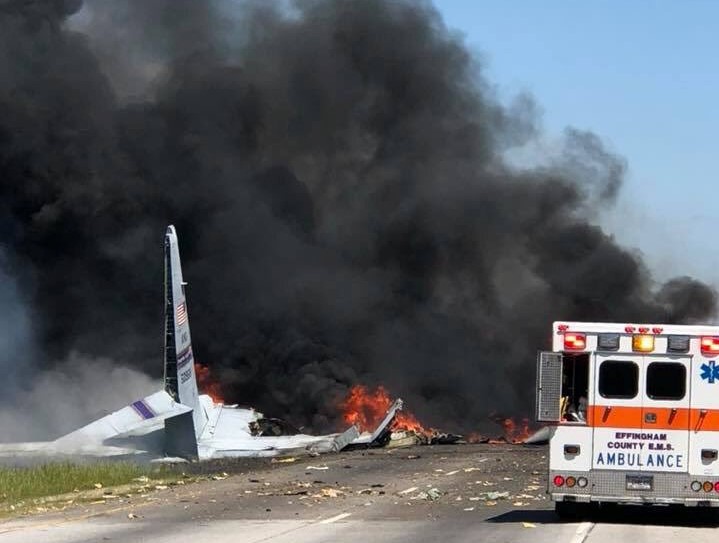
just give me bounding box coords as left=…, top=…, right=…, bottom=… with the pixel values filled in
left=554, top=501, right=585, bottom=520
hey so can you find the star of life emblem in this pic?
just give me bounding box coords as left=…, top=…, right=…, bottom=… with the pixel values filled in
left=700, top=360, right=719, bottom=384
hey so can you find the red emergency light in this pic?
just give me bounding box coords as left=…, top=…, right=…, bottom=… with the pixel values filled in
left=701, top=337, right=719, bottom=355
left=564, top=333, right=586, bottom=351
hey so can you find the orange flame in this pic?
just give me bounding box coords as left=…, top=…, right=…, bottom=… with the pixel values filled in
left=502, top=417, right=532, bottom=443
left=341, top=385, right=534, bottom=444
left=466, top=417, right=533, bottom=444
left=341, top=385, right=429, bottom=436
left=194, top=363, right=225, bottom=404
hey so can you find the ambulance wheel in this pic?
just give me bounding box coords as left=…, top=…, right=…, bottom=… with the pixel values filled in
left=555, top=501, right=582, bottom=519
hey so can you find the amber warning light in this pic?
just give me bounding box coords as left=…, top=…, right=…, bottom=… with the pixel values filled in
left=564, top=333, right=586, bottom=351
left=701, top=337, right=719, bottom=355
left=632, top=334, right=655, bottom=353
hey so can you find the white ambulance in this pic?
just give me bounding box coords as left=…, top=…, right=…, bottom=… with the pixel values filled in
left=537, top=321, right=719, bottom=516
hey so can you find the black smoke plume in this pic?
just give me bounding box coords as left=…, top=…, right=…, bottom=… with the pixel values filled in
left=0, top=0, right=715, bottom=436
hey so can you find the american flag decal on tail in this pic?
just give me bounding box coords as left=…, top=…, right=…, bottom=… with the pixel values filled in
left=176, top=302, right=188, bottom=326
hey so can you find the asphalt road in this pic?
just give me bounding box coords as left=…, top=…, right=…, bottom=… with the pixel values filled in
left=1, top=444, right=719, bottom=542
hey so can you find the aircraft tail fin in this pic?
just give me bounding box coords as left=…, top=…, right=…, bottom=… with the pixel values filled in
left=164, top=225, right=208, bottom=438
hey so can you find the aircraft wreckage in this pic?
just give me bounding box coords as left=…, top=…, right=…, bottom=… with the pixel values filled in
left=0, top=226, right=402, bottom=462
left=0, top=226, right=545, bottom=462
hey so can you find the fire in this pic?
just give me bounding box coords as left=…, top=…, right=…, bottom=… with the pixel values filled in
left=341, top=385, right=429, bottom=436
left=194, top=363, right=225, bottom=404
left=341, top=385, right=534, bottom=444
left=502, top=417, right=532, bottom=443
left=466, top=417, right=533, bottom=444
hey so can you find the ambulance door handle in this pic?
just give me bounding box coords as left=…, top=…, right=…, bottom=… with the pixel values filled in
left=602, top=406, right=611, bottom=422
left=668, top=408, right=677, bottom=424
left=696, top=410, right=708, bottom=431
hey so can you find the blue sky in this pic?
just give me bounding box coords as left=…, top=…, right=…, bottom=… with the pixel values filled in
left=433, top=1, right=719, bottom=288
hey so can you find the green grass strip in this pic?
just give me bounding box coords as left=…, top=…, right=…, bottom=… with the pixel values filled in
left=0, top=462, right=178, bottom=504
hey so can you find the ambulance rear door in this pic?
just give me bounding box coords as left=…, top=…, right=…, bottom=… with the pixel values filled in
left=640, top=355, right=691, bottom=473
left=591, top=354, right=643, bottom=470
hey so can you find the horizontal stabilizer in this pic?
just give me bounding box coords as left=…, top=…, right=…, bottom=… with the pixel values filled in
left=54, top=390, right=191, bottom=447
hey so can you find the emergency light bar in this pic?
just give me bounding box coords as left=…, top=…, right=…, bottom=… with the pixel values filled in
left=563, top=333, right=586, bottom=351
left=667, top=335, right=690, bottom=353
left=701, top=337, right=719, bottom=355
left=597, top=334, right=619, bottom=351
left=632, top=334, right=655, bottom=352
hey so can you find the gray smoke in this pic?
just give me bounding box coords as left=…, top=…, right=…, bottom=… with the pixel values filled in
left=0, top=248, right=158, bottom=441
left=0, top=249, right=36, bottom=396
left=0, top=0, right=715, bottom=436
left=0, top=353, right=158, bottom=441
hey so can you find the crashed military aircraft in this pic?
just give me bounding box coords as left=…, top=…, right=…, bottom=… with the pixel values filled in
left=0, top=226, right=401, bottom=461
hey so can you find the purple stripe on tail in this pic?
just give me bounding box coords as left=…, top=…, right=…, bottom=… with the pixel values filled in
left=177, top=346, right=194, bottom=369
left=131, top=400, right=156, bottom=420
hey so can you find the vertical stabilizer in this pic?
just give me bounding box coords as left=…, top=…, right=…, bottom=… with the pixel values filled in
left=164, top=225, right=208, bottom=438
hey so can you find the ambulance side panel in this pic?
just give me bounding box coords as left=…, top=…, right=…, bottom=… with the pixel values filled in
left=689, top=342, right=719, bottom=476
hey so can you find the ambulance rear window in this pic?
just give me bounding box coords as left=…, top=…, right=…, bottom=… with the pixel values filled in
left=646, top=362, right=686, bottom=400
left=599, top=360, right=638, bottom=399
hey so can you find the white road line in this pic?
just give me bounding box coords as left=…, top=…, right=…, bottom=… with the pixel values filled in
left=569, top=521, right=594, bottom=543
left=318, top=513, right=352, bottom=524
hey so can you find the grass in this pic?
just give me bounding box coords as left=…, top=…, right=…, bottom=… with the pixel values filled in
left=0, top=462, right=181, bottom=506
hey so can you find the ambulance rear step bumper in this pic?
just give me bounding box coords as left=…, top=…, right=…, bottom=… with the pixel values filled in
left=549, top=470, right=719, bottom=506
left=553, top=493, right=719, bottom=507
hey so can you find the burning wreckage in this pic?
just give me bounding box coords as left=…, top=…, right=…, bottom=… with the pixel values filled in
left=342, top=385, right=470, bottom=447
left=0, top=226, right=541, bottom=463
left=0, top=226, right=402, bottom=461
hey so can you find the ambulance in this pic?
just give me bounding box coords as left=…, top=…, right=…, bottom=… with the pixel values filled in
left=536, top=321, right=719, bottom=516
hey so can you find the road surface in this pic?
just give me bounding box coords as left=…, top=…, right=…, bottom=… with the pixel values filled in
left=1, top=444, right=718, bottom=542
